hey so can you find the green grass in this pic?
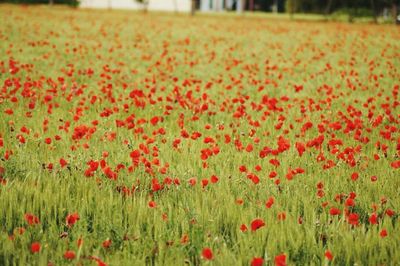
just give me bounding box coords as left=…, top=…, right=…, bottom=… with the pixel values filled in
left=0, top=4, right=399, bottom=266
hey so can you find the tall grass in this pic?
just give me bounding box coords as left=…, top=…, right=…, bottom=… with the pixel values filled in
left=0, top=5, right=399, bottom=265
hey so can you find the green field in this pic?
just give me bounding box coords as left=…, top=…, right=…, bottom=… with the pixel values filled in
left=0, top=4, right=399, bottom=266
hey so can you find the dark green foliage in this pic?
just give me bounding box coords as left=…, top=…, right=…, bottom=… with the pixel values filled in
left=282, top=0, right=399, bottom=16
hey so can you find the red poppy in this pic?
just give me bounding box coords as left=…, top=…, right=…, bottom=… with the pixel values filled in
left=245, top=144, right=253, bottom=152
left=345, top=198, right=355, bottom=207
left=295, top=142, right=305, bottom=156
left=30, top=242, right=41, bottom=253
left=239, top=165, right=247, bottom=173
left=269, top=159, right=280, bottom=167
left=380, top=229, right=388, bottom=238
left=202, top=247, right=213, bottom=260
left=180, top=234, right=189, bottom=244
left=66, top=212, right=80, bottom=227
left=269, top=171, right=277, bottom=178
left=240, top=224, right=248, bottom=232
left=266, top=197, right=274, bottom=209
left=325, top=250, right=333, bottom=261
left=385, top=209, right=395, bottom=217
left=201, top=178, right=209, bottom=188
left=64, top=250, right=76, bottom=260
left=16, top=227, right=25, bottom=235
left=188, top=177, right=197, bottom=186
left=350, top=172, right=359, bottom=181
left=94, top=258, right=107, bottom=266
left=59, top=158, right=68, bottom=168
left=77, top=237, right=83, bottom=247
left=251, top=257, right=264, bottom=266
left=347, top=213, right=359, bottom=226
left=251, top=218, right=265, bottom=231
left=148, top=201, right=156, bottom=208
left=329, top=207, right=341, bottom=216
left=25, top=213, right=40, bottom=226
left=210, top=175, right=219, bottom=183
left=369, top=213, right=378, bottom=224
left=391, top=160, right=400, bottom=169
left=298, top=216, right=303, bottom=224
left=274, top=254, right=287, bottom=266
left=277, top=212, right=286, bottom=221
left=102, top=239, right=112, bottom=248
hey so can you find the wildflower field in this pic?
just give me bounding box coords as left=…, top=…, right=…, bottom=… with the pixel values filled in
left=0, top=4, right=399, bottom=266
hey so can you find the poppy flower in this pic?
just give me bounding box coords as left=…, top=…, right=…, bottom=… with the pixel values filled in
left=385, top=209, right=395, bottom=217
left=66, top=212, right=80, bottom=227
left=251, top=218, right=265, bottom=231
left=325, top=250, right=333, bottom=261
left=102, top=239, right=112, bottom=248
left=329, top=207, right=341, bottom=216
left=210, top=175, right=219, bottom=183
left=251, top=257, right=264, bottom=266
left=380, top=229, right=388, bottom=238
left=240, top=224, right=248, bottom=232
left=188, top=177, right=197, bottom=186
left=201, top=178, right=209, bottom=188
left=59, top=158, right=68, bottom=168
left=64, top=250, right=76, bottom=260
left=77, top=237, right=83, bottom=247
left=30, top=242, right=41, bottom=253
left=347, top=213, right=359, bottom=226
left=266, top=197, right=274, bottom=208
left=345, top=198, right=355, bottom=207
left=350, top=172, right=359, bottom=181
left=295, top=142, right=305, bottom=156
left=148, top=201, right=157, bottom=208
left=369, top=213, right=378, bottom=224
left=269, top=171, right=277, bottom=178
left=202, top=247, right=213, bottom=260
left=15, top=227, right=25, bottom=235
left=298, top=216, right=303, bottom=224
left=391, top=160, right=400, bottom=169
left=274, top=254, right=287, bottom=266
left=269, top=159, right=280, bottom=167
left=93, top=257, right=107, bottom=266
left=180, top=234, right=189, bottom=244
left=25, top=213, right=40, bottom=226
left=277, top=212, right=286, bottom=221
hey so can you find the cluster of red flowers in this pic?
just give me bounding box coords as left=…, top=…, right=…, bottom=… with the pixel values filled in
left=0, top=5, right=399, bottom=265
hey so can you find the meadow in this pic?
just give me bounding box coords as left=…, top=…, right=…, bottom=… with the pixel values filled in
left=0, top=4, right=399, bottom=266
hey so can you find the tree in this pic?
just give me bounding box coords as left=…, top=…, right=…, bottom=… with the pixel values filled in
left=191, top=0, right=196, bottom=15
left=391, top=0, right=398, bottom=24
left=325, top=0, right=334, bottom=16
left=370, top=0, right=378, bottom=23
left=286, top=0, right=296, bottom=18
left=380, top=0, right=399, bottom=24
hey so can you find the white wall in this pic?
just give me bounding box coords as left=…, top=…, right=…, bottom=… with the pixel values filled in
left=149, top=0, right=191, bottom=12
left=80, top=0, right=191, bottom=12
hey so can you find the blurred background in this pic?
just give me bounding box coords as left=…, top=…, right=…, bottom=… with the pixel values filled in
left=0, top=0, right=399, bottom=24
